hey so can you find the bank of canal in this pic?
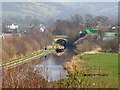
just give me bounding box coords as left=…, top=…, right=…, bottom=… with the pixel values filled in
left=2, top=43, right=59, bottom=69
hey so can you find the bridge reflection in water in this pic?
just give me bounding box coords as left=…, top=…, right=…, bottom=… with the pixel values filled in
left=55, top=39, right=67, bottom=56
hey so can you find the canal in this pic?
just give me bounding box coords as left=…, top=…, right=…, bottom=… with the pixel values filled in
left=33, top=48, right=77, bottom=82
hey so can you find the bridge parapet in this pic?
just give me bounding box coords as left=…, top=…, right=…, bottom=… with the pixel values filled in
left=53, top=35, right=68, bottom=38
left=53, top=35, right=68, bottom=42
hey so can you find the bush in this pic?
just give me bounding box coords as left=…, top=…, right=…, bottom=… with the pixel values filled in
left=2, top=32, right=53, bottom=61
left=100, top=37, right=118, bottom=53
left=75, top=35, right=97, bottom=54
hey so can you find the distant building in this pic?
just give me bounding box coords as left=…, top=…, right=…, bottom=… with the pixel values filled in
left=108, top=25, right=117, bottom=32
left=39, top=24, right=46, bottom=32
left=40, top=27, right=45, bottom=32
left=103, top=32, right=117, bottom=40
left=7, top=24, right=19, bottom=30
left=30, top=24, right=46, bottom=33
left=112, top=26, right=116, bottom=30
left=5, top=24, right=19, bottom=33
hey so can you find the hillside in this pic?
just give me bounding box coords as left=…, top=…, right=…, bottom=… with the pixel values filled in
left=2, top=2, right=60, bottom=22
left=2, top=2, right=118, bottom=24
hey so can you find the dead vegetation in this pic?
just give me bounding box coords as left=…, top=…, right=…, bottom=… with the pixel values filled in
left=2, top=59, right=49, bottom=88
left=2, top=33, right=53, bottom=62
left=64, top=54, right=85, bottom=74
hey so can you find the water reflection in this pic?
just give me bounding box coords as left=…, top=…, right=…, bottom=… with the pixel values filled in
left=34, top=49, right=77, bottom=82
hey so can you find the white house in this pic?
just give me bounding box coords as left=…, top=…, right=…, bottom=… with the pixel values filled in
left=7, top=24, right=19, bottom=30
left=112, top=26, right=116, bottom=30
left=40, top=27, right=45, bottom=32
left=39, top=24, right=46, bottom=32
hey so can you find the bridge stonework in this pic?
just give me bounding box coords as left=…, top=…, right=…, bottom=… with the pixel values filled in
left=53, top=35, right=68, bottom=42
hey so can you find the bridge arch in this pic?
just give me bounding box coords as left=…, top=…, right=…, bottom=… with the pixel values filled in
left=53, top=35, right=68, bottom=42
left=55, top=39, right=67, bottom=46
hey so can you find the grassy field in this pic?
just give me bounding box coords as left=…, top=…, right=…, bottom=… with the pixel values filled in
left=60, top=53, right=118, bottom=88
left=79, top=53, right=118, bottom=88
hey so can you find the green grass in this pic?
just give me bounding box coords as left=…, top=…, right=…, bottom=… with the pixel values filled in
left=79, top=53, right=118, bottom=88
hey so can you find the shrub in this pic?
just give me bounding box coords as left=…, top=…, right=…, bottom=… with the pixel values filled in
left=75, top=36, right=97, bottom=54
left=100, top=37, right=118, bottom=53
left=2, top=32, right=53, bottom=61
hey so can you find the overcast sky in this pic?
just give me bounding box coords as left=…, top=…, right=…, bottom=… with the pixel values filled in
left=1, top=0, right=119, bottom=2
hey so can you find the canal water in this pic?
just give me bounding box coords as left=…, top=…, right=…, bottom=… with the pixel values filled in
left=33, top=49, right=77, bottom=82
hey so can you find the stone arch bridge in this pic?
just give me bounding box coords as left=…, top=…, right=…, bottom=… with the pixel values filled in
left=53, top=35, right=68, bottom=42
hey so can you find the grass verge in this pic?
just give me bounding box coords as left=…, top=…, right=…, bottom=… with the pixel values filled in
left=62, top=53, right=118, bottom=88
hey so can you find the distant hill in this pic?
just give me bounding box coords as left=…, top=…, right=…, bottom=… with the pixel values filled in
left=2, top=2, right=61, bottom=21
left=2, top=2, right=118, bottom=24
